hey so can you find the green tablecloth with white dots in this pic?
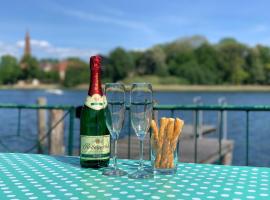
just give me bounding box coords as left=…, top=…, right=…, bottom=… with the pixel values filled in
left=0, top=153, right=269, bottom=200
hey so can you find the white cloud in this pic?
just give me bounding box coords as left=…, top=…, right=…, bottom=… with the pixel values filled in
left=252, top=24, right=268, bottom=33
left=0, top=39, right=98, bottom=59
left=0, top=41, right=19, bottom=57
left=43, top=46, right=98, bottom=58
left=46, top=0, right=160, bottom=39
left=17, top=39, right=51, bottom=48
left=66, top=10, right=155, bottom=35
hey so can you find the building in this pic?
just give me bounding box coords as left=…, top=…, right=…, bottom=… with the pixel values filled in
left=20, top=31, right=31, bottom=69
left=58, top=60, right=68, bottom=81
left=24, top=31, right=31, bottom=56
left=20, top=31, right=68, bottom=81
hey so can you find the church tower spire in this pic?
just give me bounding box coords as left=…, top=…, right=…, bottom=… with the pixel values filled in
left=24, top=31, right=31, bottom=56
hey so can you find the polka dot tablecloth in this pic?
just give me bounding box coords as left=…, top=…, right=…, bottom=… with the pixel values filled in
left=0, top=153, right=269, bottom=200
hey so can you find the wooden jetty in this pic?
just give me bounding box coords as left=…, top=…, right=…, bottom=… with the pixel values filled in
left=116, top=123, right=234, bottom=165
left=117, top=130, right=234, bottom=165
left=73, top=105, right=233, bottom=164
left=181, top=124, right=216, bottom=138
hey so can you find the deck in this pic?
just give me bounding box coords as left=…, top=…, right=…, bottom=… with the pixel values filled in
left=117, top=135, right=234, bottom=164
left=117, top=124, right=234, bottom=165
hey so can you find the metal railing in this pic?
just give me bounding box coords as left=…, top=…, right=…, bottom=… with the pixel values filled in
left=0, top=103, right=270, bottom=166
left=153, top=104, right=270, bottom=166
left=0, top=104, right=75, bottom=155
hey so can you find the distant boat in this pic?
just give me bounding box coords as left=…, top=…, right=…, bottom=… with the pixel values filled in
left=46, top=89, right=64, bottom=95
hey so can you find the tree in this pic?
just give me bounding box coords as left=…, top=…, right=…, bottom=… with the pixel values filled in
left=109, top=47, right=135, bottom=81
left=63, top=58, right=88, bottom=87
left=216, top=39, right=249, bottom=84
left=137, top=46, right=168, bottom=76
left=256, top=45, right=270, bottom=84
left=0, top=55, right=21, bottom=84
left=41, top=71, right=60, bottom=83
left=167, top=47, right=196, bottom=76
left=245, top=48, right=265, bottom=84
left=164, top=35, right=207, bottom=61
left=20, top=55, right=42, bottom=80
left=194, top=44, right=220, bottom=84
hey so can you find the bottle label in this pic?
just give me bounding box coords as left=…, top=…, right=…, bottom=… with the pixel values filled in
left=85, top=94, right=107, bottom=110
left=80, top=135, right=110, bottom=160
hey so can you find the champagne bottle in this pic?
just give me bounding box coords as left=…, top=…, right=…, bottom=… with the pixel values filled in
left=80, top=55, right=110, bottom=168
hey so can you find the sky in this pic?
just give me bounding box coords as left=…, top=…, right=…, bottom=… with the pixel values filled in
left=1, top=0, right=270, bottom=60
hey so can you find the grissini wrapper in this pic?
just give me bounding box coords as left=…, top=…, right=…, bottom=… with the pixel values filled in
left=159, top=118, right=175, bottom=168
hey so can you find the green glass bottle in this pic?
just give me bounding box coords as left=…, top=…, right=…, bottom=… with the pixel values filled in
left=80, top=55, right=110, bottom=168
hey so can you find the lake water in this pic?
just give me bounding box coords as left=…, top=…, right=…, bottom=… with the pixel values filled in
left=0, top=89, right=270, bottom=167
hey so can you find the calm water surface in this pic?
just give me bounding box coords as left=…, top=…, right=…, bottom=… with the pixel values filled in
left=0, top=89, right=270, bottom=167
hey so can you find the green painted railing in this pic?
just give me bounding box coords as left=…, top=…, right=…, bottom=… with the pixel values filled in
left=0, top=103, right=269, bottom=166
left=150, top=105, right=270, bottom=166
left=0, top=104, right=76, bottom=156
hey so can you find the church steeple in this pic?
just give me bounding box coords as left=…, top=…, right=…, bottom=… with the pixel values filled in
left=24, top=31, right=31, bottom=56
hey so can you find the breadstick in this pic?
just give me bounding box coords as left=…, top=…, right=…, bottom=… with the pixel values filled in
left=150, top=120, right=159, bottom=144
left=168, top=118, right=184, bottom=168
left=158, top=118, right=168, bottom=147
left=150, top=120, right=159, bottom=159
left=160, top=118, right=175, bottom=168
left=171, top=118, right=184, bottom=151
left=155, top=118, right=168, bottom=168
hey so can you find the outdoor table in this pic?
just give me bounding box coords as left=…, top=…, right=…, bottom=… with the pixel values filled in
left=0, top=153, right=269, bottom=200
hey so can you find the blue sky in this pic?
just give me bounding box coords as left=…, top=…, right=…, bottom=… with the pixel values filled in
left=1, top=0, right=270, bottom=59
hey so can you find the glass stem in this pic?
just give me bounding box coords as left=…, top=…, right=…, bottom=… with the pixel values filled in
left=113, top=139, right=117, bottom=170
left=139, top=139, right=144, bottom=170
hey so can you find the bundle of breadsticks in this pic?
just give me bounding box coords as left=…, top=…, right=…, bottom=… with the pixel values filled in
left=151, top=117, right=184, bottom=169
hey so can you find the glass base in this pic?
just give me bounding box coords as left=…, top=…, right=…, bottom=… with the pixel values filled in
left=154, top=167, right=177, bottom=175
left=102, top=167, right=127, bottom=177
left=128, top=169, right=153, bottom=179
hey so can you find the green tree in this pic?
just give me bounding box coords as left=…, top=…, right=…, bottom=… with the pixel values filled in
left=137, top=46, right=168, bottom=76
left=0, top=55, right=21, bottom=84
left=164, top=35, right=207, bottom=61
left=245, top=48, right=265, bottom=84
left=194, top=44, right=220, bottom=84
left=41, top=71, right=60, bottom=83
left=256, top=45, right=270, bottom=84
left=216, top=39, right=249, bottom=84
left=63, top=58, right=88, bottom=87
left=130, top=51, right=144, bottom=75
left=167, top=48, right=197, bottom=82
left=20, top=55, right=42, bottom=80
left=99, top=54, right=113, bottom=83
left=109, top=47, right=135, bottom=81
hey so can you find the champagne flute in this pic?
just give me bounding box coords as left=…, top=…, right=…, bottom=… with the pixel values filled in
left=128, top=83, right=153, bottom=179
left=102, top=83, right=127, bottom=176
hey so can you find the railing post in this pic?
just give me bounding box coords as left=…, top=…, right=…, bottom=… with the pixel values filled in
left=246, top=111, right=250, bottom=166
left=194, top=109, right=198, bottom=163
left=37, top=97, right=47, bottom=154
left=218, top=97, right=228, bottom=139
left=193, top=97, right=203, bottom=138
left=128, top=109, right=131, bottom=159
left=17, top=108, right=22, bottom=137
left=68, top=107, right=75, bottom=156
left=49, top=110, right=65, bottom=155
left=218, top=110, right=223, bottom=164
